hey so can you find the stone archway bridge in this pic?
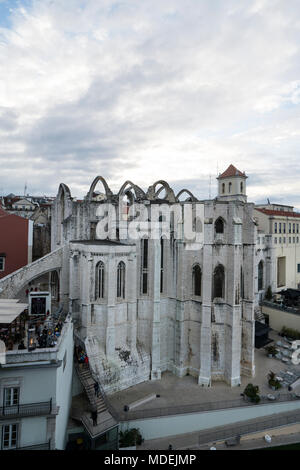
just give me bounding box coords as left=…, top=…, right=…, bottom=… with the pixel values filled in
left=0, top=247, right=64, bottom=299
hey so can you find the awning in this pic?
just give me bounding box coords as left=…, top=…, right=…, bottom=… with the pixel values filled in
left=0, top=299, right=28, bottom=324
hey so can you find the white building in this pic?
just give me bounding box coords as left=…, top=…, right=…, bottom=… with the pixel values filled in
left=254, top=203, right=300, bottom=303
left=0, top=310, right=73, bottom=450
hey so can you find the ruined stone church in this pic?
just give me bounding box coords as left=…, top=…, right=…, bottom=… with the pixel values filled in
left=51, top=165, right=256, bottom=393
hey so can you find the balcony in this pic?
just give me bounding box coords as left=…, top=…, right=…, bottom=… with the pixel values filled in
left=0, top=399, right=52, bottom=420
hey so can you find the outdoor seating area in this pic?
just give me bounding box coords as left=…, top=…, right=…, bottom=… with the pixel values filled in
left=0, top=298, right=67, bottom=352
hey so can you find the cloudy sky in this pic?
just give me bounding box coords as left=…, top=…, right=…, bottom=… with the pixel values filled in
left=1, top=0, right=300, bottom=207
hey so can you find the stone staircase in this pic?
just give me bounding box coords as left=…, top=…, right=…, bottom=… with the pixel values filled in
left=73, top=361, right=118, bottom=438
left=75, top=362, right=107, bottom=415
left=255, top=306, right=265, bottom=323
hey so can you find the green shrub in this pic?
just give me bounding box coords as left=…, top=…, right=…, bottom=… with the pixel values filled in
left=280, top=326, right=300, bottom=340
left=267, top=370, right=282, bottom=390
left=119, top=428, right=143, bottom=447
left=243, top=383, right=261, bottom=403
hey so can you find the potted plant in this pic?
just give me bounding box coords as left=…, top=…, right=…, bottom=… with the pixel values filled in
left=267, top=371, right=281, bottom=391
left=265, top=345, right=278, bottom=358
left=243, top=383, right=261, bottom=404
left=119, top=428, right=143, bottom=450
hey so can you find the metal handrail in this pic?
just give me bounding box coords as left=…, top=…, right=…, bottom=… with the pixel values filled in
left=0, top=400, right=52, bottom=419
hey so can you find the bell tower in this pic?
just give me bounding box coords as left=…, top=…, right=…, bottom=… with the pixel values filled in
left=217, top=164, right=247, bottom=203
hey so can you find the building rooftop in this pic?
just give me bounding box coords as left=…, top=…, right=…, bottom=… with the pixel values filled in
left=255, top=208, right=300, bottom=218
left=218, top=164, right=246, bottom=179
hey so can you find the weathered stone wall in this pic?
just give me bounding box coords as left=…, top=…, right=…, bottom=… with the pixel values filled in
left=48, top=177, right=257, bottom=393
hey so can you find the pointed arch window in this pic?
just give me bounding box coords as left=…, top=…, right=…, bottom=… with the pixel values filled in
left=95, top=261, right=105, bottom=299
left=117, top=261, right=126, bottom=299
left=213, top=265, right=225, bottom=299
left=141, top=238, right=149, bottom=294
left=215, top=217, right=224, bottom=234
left=193, top=264, right=202, bottom=296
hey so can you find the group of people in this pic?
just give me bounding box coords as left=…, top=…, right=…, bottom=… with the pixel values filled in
left=35, top=319, right=63, bottom=349
left=75, top=346, right=89, bottom=365
left=0, top=323, right=25, bottom=351
left=25, top=286, right=39, bottom=296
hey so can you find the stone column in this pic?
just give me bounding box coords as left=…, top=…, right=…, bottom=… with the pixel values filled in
left=127, top=251, right=137, bottom=352
left=241, top=244, right=256, bottom=377
left=198, top=216, right=213, bottom=386
left=224, top=217, right=242, bottom=387
left=106, top=252, right=116, bottom=358
left=151, top=239, right=161, bottom=380
left=174, top=240, right=186, bottom=377
left=59, top=244, right=70, bottom=309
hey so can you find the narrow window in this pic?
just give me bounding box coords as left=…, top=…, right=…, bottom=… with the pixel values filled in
left=2, top=424, right=18, bottom=450
left=160, top=238, right=164, bottom=293
left=193, top=264, right=202, bottom=296
left=274, top=222, right=277, bottom=234
left=258, top=261, right=264, bottom=291
left=141, top=238, right=148, bottom=294
left=4, top=387, right=19, bottom=409
left=222, top=183, right=225, bottom=194
left=240, top=266, right=244, bottom=299
left=95, top=261, right=105, bottom=299
left=240, top=182, right=243, bottom=193
left=228, top=182, right=232, bottom=193
left=0, top=256, right=5, bottom=271
left=117, top=261, right=125, bottom=299
left=213, top=265, right=225, bottom=299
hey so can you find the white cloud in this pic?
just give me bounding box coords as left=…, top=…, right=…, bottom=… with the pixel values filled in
left=0, top=0, right=300, bottom=208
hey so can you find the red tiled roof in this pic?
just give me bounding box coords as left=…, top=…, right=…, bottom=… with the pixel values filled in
left=219, top=164, right=246, bottom=179
left=255, top=208, right=300, bottom=218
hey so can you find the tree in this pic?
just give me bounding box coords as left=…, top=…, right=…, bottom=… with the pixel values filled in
left=265, top=285, right=273, bottom=301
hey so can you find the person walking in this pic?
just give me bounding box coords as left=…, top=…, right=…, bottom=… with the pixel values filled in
left=91, top=408, right=97, bottom=426
left=94, top=382, right=100, bottom=397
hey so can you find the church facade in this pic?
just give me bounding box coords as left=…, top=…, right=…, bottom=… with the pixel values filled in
left=51, top=165, right=257, bottom=393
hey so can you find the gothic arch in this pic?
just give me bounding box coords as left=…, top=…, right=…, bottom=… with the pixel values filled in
left=192, top=263, right=202, bottom=296
left=147, top=180, right=176, bottom=202
left=213, top=264, right=225, bottom=299
left=215, top=217, right=225, bottom=234
left=176, top=189, right=198, bottom=202
left=118, top=181, right=146, bottom=201
left=87, top=176, right=113, bottom=202
left=56, top=183, right=72, bottom=244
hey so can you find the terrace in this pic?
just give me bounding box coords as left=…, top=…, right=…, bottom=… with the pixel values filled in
left=0, top=298, right=68, bottom=357
left=108, top=330, right=300, bottom=422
